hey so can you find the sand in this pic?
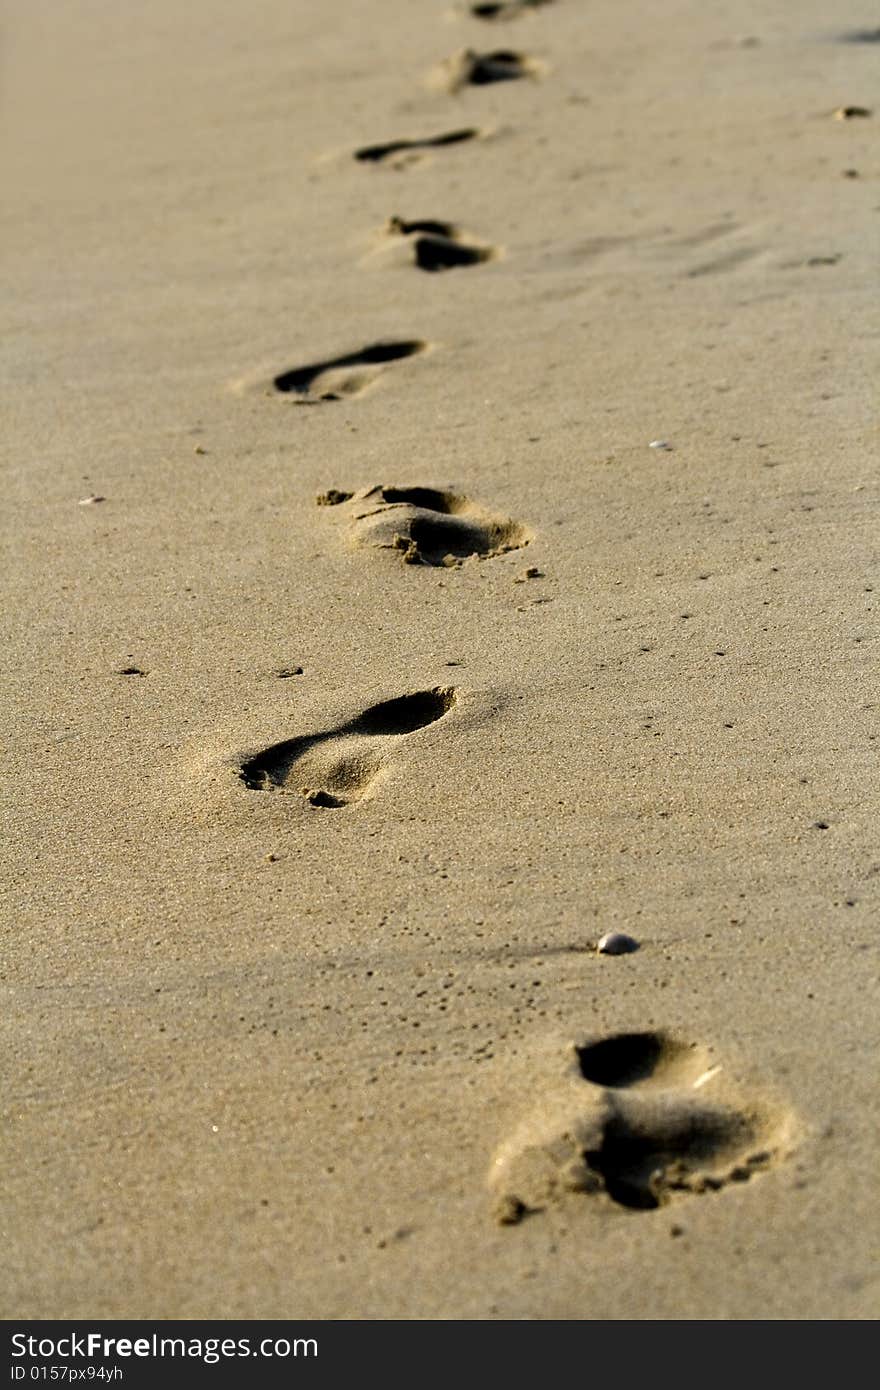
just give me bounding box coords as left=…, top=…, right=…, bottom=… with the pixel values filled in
left=2, top=0, right=878, bottom=1319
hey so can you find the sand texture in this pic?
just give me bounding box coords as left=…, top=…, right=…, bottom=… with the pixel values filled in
left=3, top=0, right=879, bottom=1318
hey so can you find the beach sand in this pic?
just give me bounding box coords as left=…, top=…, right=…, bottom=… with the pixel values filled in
left=2, top=0, right=878, bottom=1318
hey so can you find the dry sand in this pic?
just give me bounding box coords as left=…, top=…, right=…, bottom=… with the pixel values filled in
left=2, top=0, right=878, bottom=1318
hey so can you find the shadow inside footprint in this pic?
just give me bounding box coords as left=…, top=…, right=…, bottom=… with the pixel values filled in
left=355, top=128, right=479, bottom=163
left=416, top=237, right=493, bottom=271
left=321, top=484, right=530, bottom=566
left=240, top=688, right=456, bottom=808
left=469, top=1, right=553, bottom=17
left=576, top=1032, right=670, bottom=1088
left=387, top=216, right=496, bottom=273
left=584, top=1099, right=759, bottom=1210
left=490, top=1030, right=793, bottom=1222
left=273, top=340, right=427, bottom=401
left=836, top=27, right=880, bottom=43
left=389, top=217, right=458, bottom=239
left=435, top=49, right=539, bottom=90
left=467, top=50, right=532, bottom=83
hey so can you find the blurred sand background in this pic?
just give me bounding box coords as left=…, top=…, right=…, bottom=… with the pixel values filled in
left=2, top=0, right=878, bottom=1317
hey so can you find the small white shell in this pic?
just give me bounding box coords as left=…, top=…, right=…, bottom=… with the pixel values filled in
left=648, top=439, right=673, bottom=451
left=597, top=931, right=639, bottom=956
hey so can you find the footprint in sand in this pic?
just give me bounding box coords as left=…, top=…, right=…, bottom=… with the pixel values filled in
left=465, top=1, right=554, bottom=19
left=354, top=127, right=482, bottom=166
left=385, top=216, right=497, bottom=272
left=430, top=49, right=544, bottom=91
left=316, top=484, right=531, bottom=567
left=489, top=1031, right=795, bottom=1222
left=272, top=339, right=428, bottom=403
left=239, top=688, right=457, bottom=808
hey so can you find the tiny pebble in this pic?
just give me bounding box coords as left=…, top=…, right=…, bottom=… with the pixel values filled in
left=597, top=931, right=639, bottom=956
left=648, top=440, right=673, bottom=451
